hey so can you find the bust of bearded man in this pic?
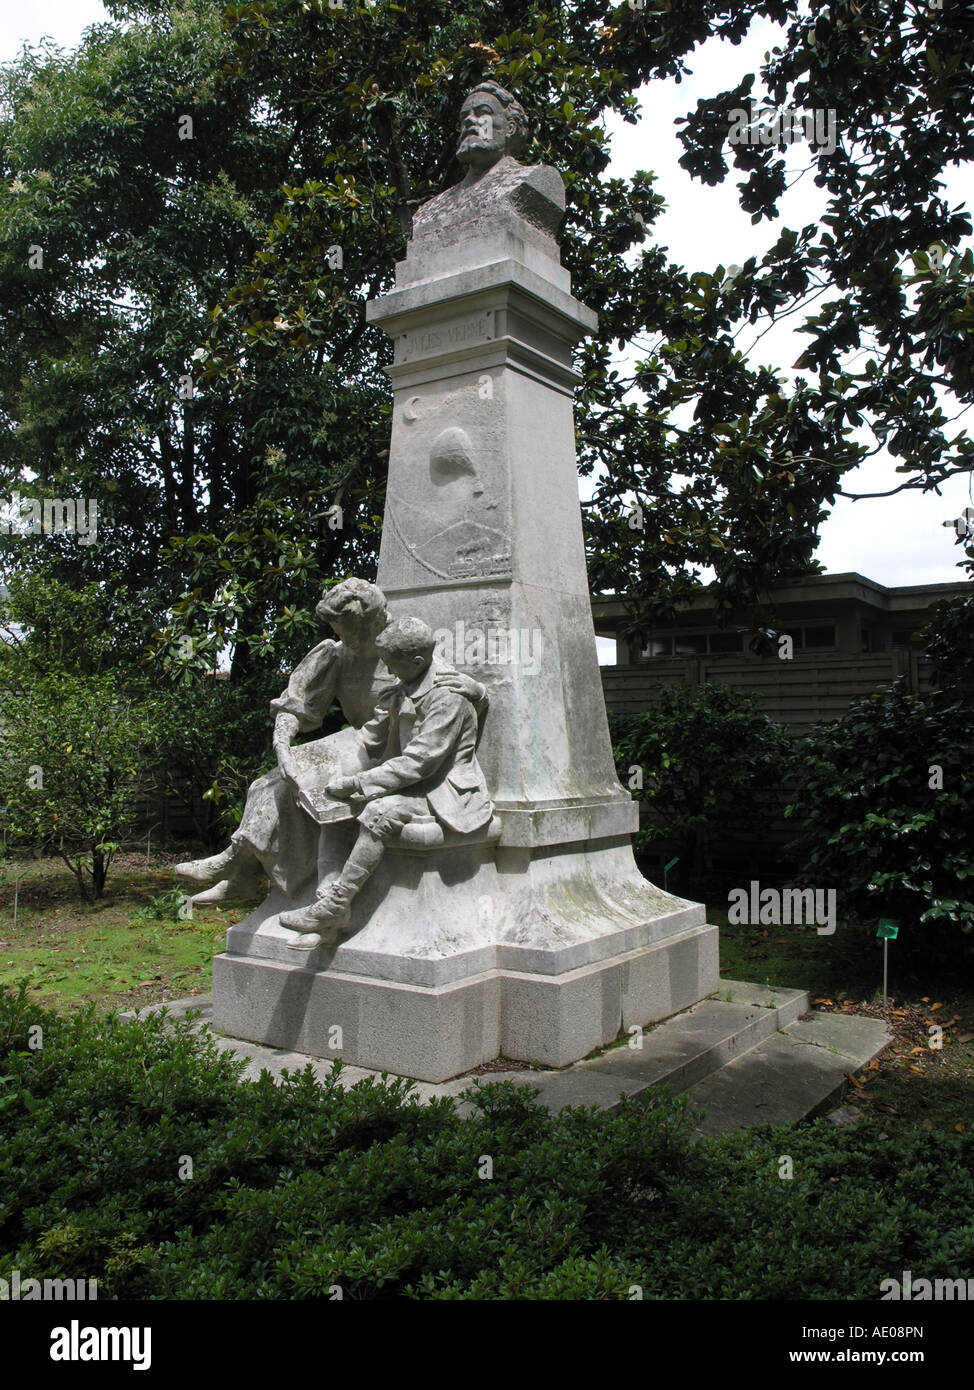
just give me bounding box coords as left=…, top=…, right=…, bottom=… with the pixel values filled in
left=399, top=82, right=567, bottom=287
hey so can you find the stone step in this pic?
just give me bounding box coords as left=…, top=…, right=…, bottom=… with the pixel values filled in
left=470, top=982, right=808, bottom=1114
left=713, top=978, right=810, bottom=1027
left=123, top=979, right=801, bottom=1099
left=471, top=1003, right=889, bottom=1129
left=685, top=1012, right=892, bottom=1138
left=572, top=986, right=804, bottom=1092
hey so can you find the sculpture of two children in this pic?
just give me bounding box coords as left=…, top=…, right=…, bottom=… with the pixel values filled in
left=178, top=582, right=493, bottom=945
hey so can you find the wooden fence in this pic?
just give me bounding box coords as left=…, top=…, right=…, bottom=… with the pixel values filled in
left=601, top=649, right=934, bottom=733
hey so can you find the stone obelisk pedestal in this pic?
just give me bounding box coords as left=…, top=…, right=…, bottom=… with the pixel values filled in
left=212, top=140, right=718, bottom=1082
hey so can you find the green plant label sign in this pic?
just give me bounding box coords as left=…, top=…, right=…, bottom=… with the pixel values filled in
left=876, top=919, right=900, bottom=940
left=664, top=856, right=679, bottom=872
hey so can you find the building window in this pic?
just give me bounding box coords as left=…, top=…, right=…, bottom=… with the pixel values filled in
left=709, top=631, right=744, bottom=654
left=643, top=637, right=673, bottom=658
left=643, top=624, right=834, bottom=659
left=642, top=633, right=711, bottom=658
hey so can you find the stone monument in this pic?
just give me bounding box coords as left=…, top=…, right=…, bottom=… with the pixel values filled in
left=209, top=83, right=719, bottom=1081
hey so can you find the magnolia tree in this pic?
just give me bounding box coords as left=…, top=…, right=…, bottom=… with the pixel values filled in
left=0, top=0, right=971, bottom=680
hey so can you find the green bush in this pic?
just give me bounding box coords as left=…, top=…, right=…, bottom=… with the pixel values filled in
left=609, top=683, right=795, bottom=890
left=924, top=592, right=974, bottom=697
left=150, top=675, right=282, bottom=845
left=0, top=573, right=280, bottom=872
left=786, top=682, right=974, bottom=966
left=127, top=889, right=188, bottom=925
left=0, top=672, right=168, bottom=900
left=1, top=986, right=971, bottom=1300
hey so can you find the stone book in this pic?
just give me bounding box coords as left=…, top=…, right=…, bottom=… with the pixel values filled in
left=294, top=780, right=357, bottom=826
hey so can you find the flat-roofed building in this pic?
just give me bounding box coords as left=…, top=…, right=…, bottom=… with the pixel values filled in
left=594, top=572, right=969, bottom=732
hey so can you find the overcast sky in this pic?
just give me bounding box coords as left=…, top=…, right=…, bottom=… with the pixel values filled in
left=4, top=2, right=972, bottom=607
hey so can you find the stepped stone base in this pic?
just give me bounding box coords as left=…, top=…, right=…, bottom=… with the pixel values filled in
left=212, top=801, right=721, bottom=1082
left=482, top=982, right=892, bottom=1134
left=685, top=1004, right=892, bottom=1137
left=129, top=981, right=892, bottom=1135
left=212, top=912, right=719, bottom=1083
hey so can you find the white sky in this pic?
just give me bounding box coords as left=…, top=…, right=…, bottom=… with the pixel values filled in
left=603, top=17, right=973, bottom=595
left=4, top=2, right=972, bottom=621
left=0, top=0, right=109, bottom=57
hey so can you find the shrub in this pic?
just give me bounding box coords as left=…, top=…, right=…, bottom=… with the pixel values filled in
left=924, top=592, right=974, bottom=696
left=150, top=675, right=283, bottom=846
left=0, top=673, right=169, bottom=899
left=127, top=889, right=188, bottom=924
left=2, top=987, right=971, bottom=1300
left=785, top=682, right=974, bottom=966
left=609, top=682, right=795, bottom=891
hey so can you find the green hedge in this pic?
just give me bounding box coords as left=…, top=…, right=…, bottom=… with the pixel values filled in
left=609, top=683, right=796, bottom=893
left=1, top=986, right=971, bottom=1300
left=786, top=683, right=974, bottom=964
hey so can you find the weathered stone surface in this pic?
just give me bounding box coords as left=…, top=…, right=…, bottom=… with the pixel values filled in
left=211, top=83, right=720, bottom=1075
left=212, top=919, right=720, bottom=1082
left=213, top=952, right=503, bottom=1082
left=579, top=998, right=780, bottom=1093
left=783, top=1010, right=893, bottom=1061
left=709, top=979, right=809, bottom=1028
left=686, top=1014, right=892, bottom=1137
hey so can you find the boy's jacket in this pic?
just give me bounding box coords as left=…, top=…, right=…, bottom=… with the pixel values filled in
left=357, top=659, right=493, bottom=834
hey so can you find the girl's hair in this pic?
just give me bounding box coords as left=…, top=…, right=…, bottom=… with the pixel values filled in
left=316, top=578, right=388, bottom=632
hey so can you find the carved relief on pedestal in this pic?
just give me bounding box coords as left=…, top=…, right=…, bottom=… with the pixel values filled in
left=385, top=387, right=511, bottom=582
left=397, top=308, right=496, bottom=364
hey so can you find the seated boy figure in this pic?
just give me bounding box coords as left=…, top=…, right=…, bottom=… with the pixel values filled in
left=279, top=617, right=493, bottom=936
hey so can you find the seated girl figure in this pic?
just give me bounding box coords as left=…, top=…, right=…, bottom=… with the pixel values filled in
left=176, top=581, right=486, bottom=905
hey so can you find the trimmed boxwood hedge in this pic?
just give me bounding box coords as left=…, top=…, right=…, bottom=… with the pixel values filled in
left=1, top=985, right=971, bottom=1300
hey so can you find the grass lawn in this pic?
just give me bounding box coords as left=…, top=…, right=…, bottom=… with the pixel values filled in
left=1, top=853, right=970, bottom=1141
left=0, top=852, right=239, bottom=1014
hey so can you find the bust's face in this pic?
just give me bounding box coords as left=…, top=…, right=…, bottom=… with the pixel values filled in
left=457, top=92, right=508, bottom=170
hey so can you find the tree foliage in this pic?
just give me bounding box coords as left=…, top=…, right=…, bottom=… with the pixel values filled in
left=0, top=575, right=276, bottom=873
left=1, top=0, right=971, bottom=890
left=609, top=682, right=794, bottom=887
left=785, top=681, right=974, bottom=964
left=1, top=0, right=972, bottom=671
left=0, top=672, right=166, bottom=899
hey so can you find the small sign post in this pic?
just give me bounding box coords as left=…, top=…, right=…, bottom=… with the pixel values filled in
left=877, top=919, right=900, bottom=1004
left=12, top=872, right=25, bottom=931
left=663, top=855, right=679, bottom=892
left=145, top=822, right=162, bottom=868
